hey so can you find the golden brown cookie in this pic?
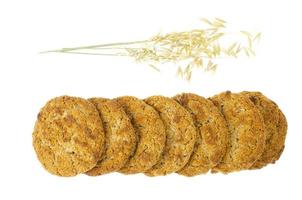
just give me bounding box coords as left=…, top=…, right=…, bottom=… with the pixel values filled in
left=174, top=93, right=228, bottom=176
left=209, top=91, right=265, bottom=173
left=32, top=96, right=105, bottom=177
left=85, top=98, right=137, bottom=176
left=240, top=91, right=288, bottom=169
left=144, top=96, right=197, bottom=176
left=116, top=96, right=166, bottom=174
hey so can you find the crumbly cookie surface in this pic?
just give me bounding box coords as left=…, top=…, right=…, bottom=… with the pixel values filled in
left=32, top=96, right=105, bottom=177
left=144, top=96, right=197, bottom=176
left=174, top=93, right=228, bottom=176
left=210, top=91, right=265, bottom=173
left=240, top=92, right=288, bottom=169
left=116, top=96, right=166, bottom=174
left=85, top=98, right=137, bottom=176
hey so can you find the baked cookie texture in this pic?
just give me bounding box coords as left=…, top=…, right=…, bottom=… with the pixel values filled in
left=174, top=93, right=228, bottom=176
left=33, top=96, right=105, bottom=177
left=33, top=91, right=287, bottom=177
left=210, top=91, right=266, bottom=173
left=116, top=96, right=166, bottom=174
left=85, top=98, right=137, bottom=176
left=240, top=92, right=288, bottom=169
left=144, top=96, right=197, bottom=176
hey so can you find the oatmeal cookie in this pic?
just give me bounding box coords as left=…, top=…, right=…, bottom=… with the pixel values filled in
left=33, top=96, right=105, bottom=177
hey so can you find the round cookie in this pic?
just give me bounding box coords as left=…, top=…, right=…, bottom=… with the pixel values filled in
left=85, top=98, right=137, bottom=176
left=116, top=96, right=166, bottom=174
left=209, top=91, right=265, bottom=173
left=174, top=93, right=228, bottom=176
left=144, top=96, right=197, bottom=176
left=240, top=91, right=288, bottom=169
left=32, top=96, right=105, bottom=177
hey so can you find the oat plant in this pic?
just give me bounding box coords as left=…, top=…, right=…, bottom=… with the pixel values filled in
left=43, top=18, right=261, bottom=81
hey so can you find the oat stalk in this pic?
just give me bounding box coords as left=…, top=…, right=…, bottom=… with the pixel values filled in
left=42, top=18, right=261, bottom=81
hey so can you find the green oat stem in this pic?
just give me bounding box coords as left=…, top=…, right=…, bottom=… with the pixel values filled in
left=40, top=40, right=149, bottom=54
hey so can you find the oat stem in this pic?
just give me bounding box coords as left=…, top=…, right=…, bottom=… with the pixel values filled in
left=54, top=51, right=128, bottom=56
left=40, top=40, right=149, bottom=53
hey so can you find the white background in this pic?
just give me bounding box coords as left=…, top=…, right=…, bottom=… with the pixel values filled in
left=0, top=0, right=301, bottom=199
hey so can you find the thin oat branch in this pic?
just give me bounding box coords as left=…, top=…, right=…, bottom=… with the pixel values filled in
left=40, top=40, right=149, bottom=54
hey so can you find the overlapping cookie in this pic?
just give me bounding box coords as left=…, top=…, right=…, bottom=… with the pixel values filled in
left=33, top=96, right=105, bottom=177
left=116, top=96, right=166, bottom=174
left=144, top=96, right=197, bottom=176
left=210, top=91, right=266, bottom=173
left=85, top=98, right=137, bottom=176
left=33, top=91, right=287, bottom=177
left=174, top=93, right=228, bottom=176
left=240, top=92, right=288, bottom=169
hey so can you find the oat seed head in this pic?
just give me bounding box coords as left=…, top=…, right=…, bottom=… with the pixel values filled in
left=45, top=18, right=261, bottom=81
